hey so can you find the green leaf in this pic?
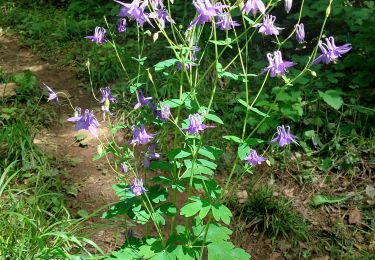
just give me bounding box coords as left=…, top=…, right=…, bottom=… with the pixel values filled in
left=318, top=90, right=344, bottom=110
left=74, top=133, right=87, bottom=142
left=310, top=194, right=352, bottom=207
left=131, top=56, right=147, bottom=65
left=168, top=148, right=192, bottom=160
left=207, top=241, right=250, bottom=260
left=209, top=38, right=233, bottom=48
left=154, top=59, right=179, bottom=71
left=198, top=146, right=223, bottom=160
left=180, top=199, right=203, bottom=217
left=237, top=99, right=270, bottom=117
left=163, top=99, right=184, bottom=108
left=223, top=135, right=242, bottom=144
left=205, top=113, right=224, bottom=124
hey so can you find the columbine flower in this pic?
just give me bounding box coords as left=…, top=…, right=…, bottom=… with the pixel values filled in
left=242, top=0, right=266, bottom=17
left=144, top=144, right=160, bottom=168
left=313, top=36, right=351, bottom=64
left=85, top=26, right=106, bottom=44
left=263, top=51, right=295, bottom=77
left=134, top=90, right=153, bottom=110
left=256, top=15, right=282, bottom=36
left=183, top=113, right=213, bottom=135
left=189, top=0, right=227, bottom=28
left=118, top=18, right=127, bottom=33
left=295, top=23, right=305, bottom=43
left=115, top=0, right=153, bottom=27
left=100, top=86, right=116, bottom=104
left=130, top=125, right=154, bottom=145
left=216, top=13, right=240, bottom=31
left=130, top=178, right=147, bottom=196
left=120, top=162, right=128, bottom=173
left=150, top=0, right=163, bottom=8
left=149, top=8, right=173, bottom=29
left=159, top=103, right=171, bottom=121
left=43, top=83, right=59, bottom=102
left=244, top=149, right=266, bottom=166
left=285, top=0, right=292, bottom=13
left=270, top=125, right=298, bottom=147
left=67, top=109, right=100, bottom=138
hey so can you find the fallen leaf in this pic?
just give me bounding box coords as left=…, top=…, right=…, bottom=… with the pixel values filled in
left=283, top=188, right=294, bottom=197
left=348, top=207, right=361, bottom=225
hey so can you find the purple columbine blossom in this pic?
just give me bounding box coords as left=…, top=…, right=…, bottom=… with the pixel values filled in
left=149, top=8, right=174, bottom=29
left=100, top=86, right=117, bottom=104
left=118, top=18, right=127, bottom=33
left=183, top=113, right=213, bottom=135
left=144, top=144, right=160, bottom=168
left=313, top=36, right=352, bottom=64
left=130, top=178, right=147, bottom=196
left=130, top=125, right=154, bottom=145
left=189, top=0, right=227, bottom=28
left=244, top=149, right=266, bottom=166
left=134, top=90, right=153, bottom=110
left=284, top=0, right=292, bottom=14
left=270, top=125, right=298, bottom=147
left=295, top=23, right=305, bottom=44
left=242, top=0, right=266, bottom=17
left=115, top=0, right=153, bottom=27
left=67, top=109, right=100, bottom=138
left=216, top=13, right=240, bottom=31
left=263, top=51, right=295, bottom=77
left=85, top=26, right=106, bottom=44
left=150, top=0, right=163, bottom=8
left=256, top=15, right=282, bottom=36
left=120, top=162, right=128, bottom=173
left=159, top=103, right=171, bottom=121
left=43, top=83, right=59, bottom=102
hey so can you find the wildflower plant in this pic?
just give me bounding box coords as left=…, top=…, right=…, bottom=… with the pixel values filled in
left=48, top=0, right=351, bottom=258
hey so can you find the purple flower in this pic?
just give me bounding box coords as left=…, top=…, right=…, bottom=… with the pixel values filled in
left=295, top=23, right=305, bottom=44
left=85, top=26, right=106, bottom=44
left=216, top=13, right=240, bottom=31
left=263, top=51, right=295, bottom=77
left=313, top=36, right=351, bottom=64
left=189, top=0, right=227, bottom=28
left=130, top=124, right=154, bottom=145
left=183, top=113, right=213, bottom=135
left=242, top=0, right=266, bottom=17
left=144, top=144, right=160, bottom=168
left=150, top=0, right=163, bottom=8
left=256, top=15, right=282, bottom=36
left=100, top=86, right=117, bottom=104
left=115, top=0, right=153, bottom=27
left=159, top=103, right=171, bottom=121
left=134, top=90, right=153, bottom=110
left=149, top=8, right=174, bottom=29
left=118, top=18, right=127, bottom=33
left=67, top=109, right=100, bottom=138
left=120, top=162, right=128, bottom=173
left=130, top=178, right=147, bottom=196
left=285, top=0, right=292, bottom=14
left=270, top=125, right=298, bottom=147
left=43, top=83, right=59, bottom=102
left=244, top=149, right=266, bottom=166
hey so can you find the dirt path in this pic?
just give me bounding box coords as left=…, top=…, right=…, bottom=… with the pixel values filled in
left=0, top=33, right=123, bottom=252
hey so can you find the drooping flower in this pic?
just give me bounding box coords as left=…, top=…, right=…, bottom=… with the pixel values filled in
left=118, top=18, right=127, bottom=33
left=295, top=23, right=305, bottom=44
left=270, top=125, right=298, bottom=147
left=256, top=14, right=282, bottom=36
left=244, top=149, right=266, bottom=166
left=43, top=83, right=59, bottom=102
left=189, top=0, right=227, bottom=28
left=149, top=8, right=174, bottom=29
left=130, top=178, right=147, bottom=196
left=183, top=113, right=213, bottom=135
left=100, top=86, right=117, bottom=104
left=120, top=162, right=128, bottom=173
left=159, top=103, right=171, bottom=121
left=150, top=0, right=163, bottom=8
left=262, top=51, right=295, bottom=77
left=115, top=0, right=153, bottom=27
left=284, top=0, right=292, bottom=14
left=134, top=90, right=153, bottom=110
left=144, top=144, right=160, bottom=168
left=242, top=0, right=266, bottom=17
left=85, top=26, right=106, bottom=44
left=67, top=109, right=100, bottom=138
left=130, top=124, right=154, bottom=145
left=216, top=13, right=240, bottom=31
left=313, top=36, right=351, bottom=64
